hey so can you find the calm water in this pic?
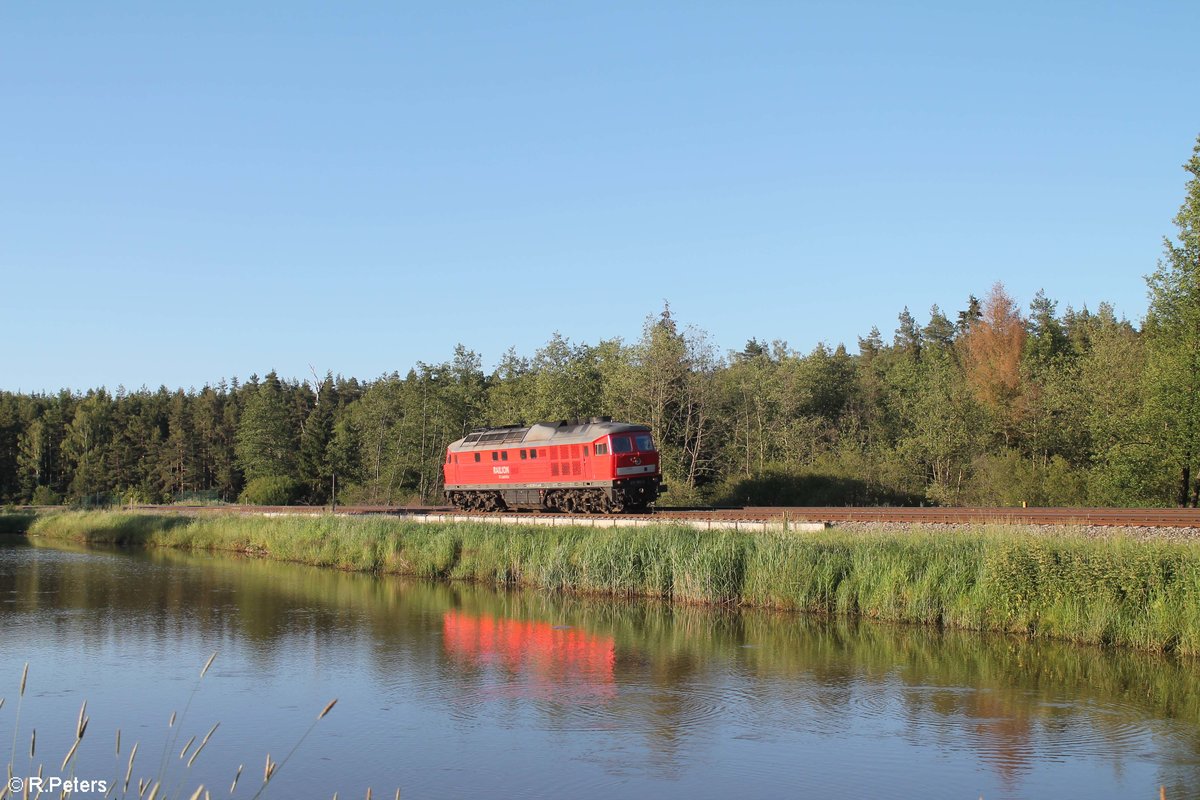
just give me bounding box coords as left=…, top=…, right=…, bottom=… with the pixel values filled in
left=1, top=539, right=1198, bottom=799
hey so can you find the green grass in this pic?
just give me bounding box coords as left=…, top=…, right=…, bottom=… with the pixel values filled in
left=22, top=510, right=1200, bottom=655
left=0, top=510, right=40, bottom=534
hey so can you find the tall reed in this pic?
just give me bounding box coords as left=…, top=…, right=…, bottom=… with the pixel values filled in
left=23, top=511, right=1200, bottom=655
left=1, top=661, right=377, bottom=800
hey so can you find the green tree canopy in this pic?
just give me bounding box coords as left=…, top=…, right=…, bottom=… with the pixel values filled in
left=1144, top=134, right=1200, bottom=506
left=235, top=372, right=299, bottom=481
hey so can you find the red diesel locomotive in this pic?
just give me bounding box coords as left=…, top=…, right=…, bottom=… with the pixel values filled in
left=442, top=417, right=665, bottom=513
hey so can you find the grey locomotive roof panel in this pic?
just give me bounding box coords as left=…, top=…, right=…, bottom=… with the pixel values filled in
left=447, top=420, right=650, bottom=452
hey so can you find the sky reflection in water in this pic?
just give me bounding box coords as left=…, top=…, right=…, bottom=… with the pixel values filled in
left=1, top=540, right=1197, bottom=799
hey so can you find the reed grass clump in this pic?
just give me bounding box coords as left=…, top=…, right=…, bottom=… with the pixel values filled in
left=0, top=510, right=46, bottom=534
left=0, top=660, right=378, bottom=800
left=22, top=511, right=1200, bottom=655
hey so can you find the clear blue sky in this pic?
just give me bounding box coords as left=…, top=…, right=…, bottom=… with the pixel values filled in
left=2, top=1, right=1198, bottom=393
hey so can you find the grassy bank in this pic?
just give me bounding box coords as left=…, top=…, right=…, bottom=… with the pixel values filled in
left=0, top=510, right=39, bottom=533
left=20, top=510, right=1200, bottom=655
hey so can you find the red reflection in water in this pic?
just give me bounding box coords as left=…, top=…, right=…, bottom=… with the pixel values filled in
left=442, top=611, right=616, bottom=699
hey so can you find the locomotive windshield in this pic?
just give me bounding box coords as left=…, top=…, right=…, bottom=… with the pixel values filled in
left=611, top=434, right=656, bottom=453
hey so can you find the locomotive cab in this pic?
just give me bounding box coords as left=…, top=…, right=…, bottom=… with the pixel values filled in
left=593, top=431, right=662, bottom=509
left=605, top=433, right=659, bottom=477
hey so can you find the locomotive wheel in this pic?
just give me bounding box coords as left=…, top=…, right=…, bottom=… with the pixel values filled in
left=579, top=490, right=600, bottom=514
left=451, top=487, right=652, bottom=514
left=587, top=490, right=610, bottom=514
left=451, top=491, right=507, bottom=512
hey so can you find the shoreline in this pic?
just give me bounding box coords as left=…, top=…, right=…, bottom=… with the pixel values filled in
left=6, top=509, right=1200, bottom=656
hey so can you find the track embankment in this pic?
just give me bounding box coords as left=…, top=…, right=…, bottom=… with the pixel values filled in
left=64, top=502, right=1200, bottom=527
left=22, top=503, right=1200, bottom=538
left=11, top=509, right=1200, bottom=657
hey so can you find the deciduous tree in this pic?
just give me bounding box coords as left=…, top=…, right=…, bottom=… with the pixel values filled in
left=958, top=283, right=1027, bottom=443
left=1144, top=134, right=1200, bottom=505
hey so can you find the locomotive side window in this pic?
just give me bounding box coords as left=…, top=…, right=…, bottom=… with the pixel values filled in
left=635, top=434, right=655, bottom=451
left=594, top=443, right=608, bottom=456
left=474, top=453, right=481, bottom=462
left=612, top=437, right=633, bottom=453
left=501, top=451, right=508, bottom=461
left=530, top=449, right=538, bottom=459
left=492, top=452, right=498, bottom=461
left=520, top=450, right=527, bottom=459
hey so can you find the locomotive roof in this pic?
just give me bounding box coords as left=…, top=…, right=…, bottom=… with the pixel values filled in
left=447, top=419, right=650, bottom=452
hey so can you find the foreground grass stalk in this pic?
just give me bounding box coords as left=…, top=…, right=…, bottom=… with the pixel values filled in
left=247, top=700, right=336, bottom=800
left=228, top=764, right=242, bottom=795
left=157, top=652, right=216, bottom=786
left=9, top=663, right=28, bottom=784
left=185, top=724, right=218, bottom=769
left=1, top=663, right=344, bottom=800
left=125, top=742, right=139, bottom=794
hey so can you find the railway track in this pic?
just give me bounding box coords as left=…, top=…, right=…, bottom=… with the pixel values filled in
left=120, top=504, right=1200, bottom=528
left=735, top=506, right=1200, bottom=528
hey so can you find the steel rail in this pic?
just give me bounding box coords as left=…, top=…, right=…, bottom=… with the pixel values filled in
left=114, top=504, right=1200, bottom=528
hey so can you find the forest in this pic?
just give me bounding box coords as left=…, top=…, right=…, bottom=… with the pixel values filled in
left=2, top=136, right=1199, bottom=509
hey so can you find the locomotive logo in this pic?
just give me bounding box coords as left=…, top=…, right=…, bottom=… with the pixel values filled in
left=493, top=466, right=510, bottom=475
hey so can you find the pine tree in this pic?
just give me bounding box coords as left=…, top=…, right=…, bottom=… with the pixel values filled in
left=0, top=393, right=21, bottom=503
left=893, top=307, right=922, bottom=360
left=922, top=305, right=956, bottom=352
left=236, top=372, right=299, bottom=481
left=485, top=347, right=533, bottom=426
left=108, top=388, right=156, bottom=502
left=858, top=326, right=884, bottom=359
left=299, top=375, right=337, bottom=503
left=18, top=393, right=72, bottom=500
left=63, top=389, right=114, bottom=504
left=1024, top=289, right=1070, bottom=373
left=956, top=295, right=983, bottom=333
left=159, top=389, right=198, bottom=498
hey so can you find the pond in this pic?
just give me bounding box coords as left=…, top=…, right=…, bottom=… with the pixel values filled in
left=1, top=539, right=1197, bottom=798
